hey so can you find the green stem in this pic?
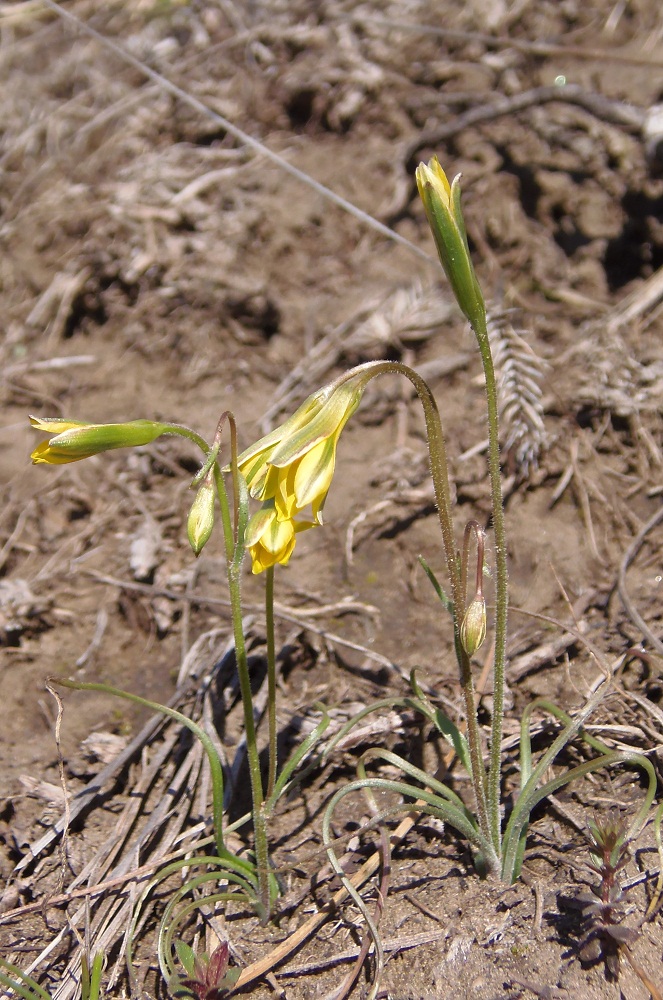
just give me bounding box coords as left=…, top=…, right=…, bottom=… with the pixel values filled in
left=213, top=465, right=236, bottom=566
left=265, top=566, right=277, bottom=800
left=206, top=414, right=271, bottom=914
left=160, top=422, right=211, bottom=456
left=366, top=361, right=490, bottom=846
left=468, top=318, right=508, bottom=853
left=225, top=515, right=270, bottom=916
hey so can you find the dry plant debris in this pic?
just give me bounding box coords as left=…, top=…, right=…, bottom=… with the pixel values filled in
left=1, top=1, right=663, bottom=998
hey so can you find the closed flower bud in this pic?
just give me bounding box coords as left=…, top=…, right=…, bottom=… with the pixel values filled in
left=30, top=415, right=167, bottom=464
left=415, top=157, right=486, bottom=331
left=460, top=596, right=487, bottom=657
left=187, top=481, right=216, bottom=556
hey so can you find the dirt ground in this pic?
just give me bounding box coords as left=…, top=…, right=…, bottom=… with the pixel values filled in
left=1, top=1, right=663, bottom=997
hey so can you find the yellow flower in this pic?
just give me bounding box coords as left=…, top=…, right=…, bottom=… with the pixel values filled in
left=415, top=156, right=485, bottom=330
left=30, top=416, right=168, bottom=464
left=244, top=502, right=314, bottom=574
left=238, top=373, right=369, bottom=525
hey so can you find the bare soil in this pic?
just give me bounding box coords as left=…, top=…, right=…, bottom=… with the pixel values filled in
left=1, top=1, right=663, bottom=998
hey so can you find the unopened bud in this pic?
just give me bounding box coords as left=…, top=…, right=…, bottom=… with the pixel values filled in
left=415, top=157, right=486, bottom=331
left=187, top=481, right=215, bottom=556
left=30, top=415, right=168, bottom=465
left=460, top=597, right=486, bottom=656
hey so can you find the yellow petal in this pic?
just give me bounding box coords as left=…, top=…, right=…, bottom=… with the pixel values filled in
left=293, top=436, right=336, bottom=514
left=237, top=391, right=324, bottom=474
left=245, top=504, right=277, bottom=549
left=262, top=516, right=295, bottom=555
left=30, top=441, right=82, bottom=465
left=268, top=465, right=294, bottom=520
left=416, top=157, right=452, bottom=209
left=269, top=384, right=359, bottom=468
left=248, top=519, right=296, bottom=573
left=29, top=416, right=90, bottom=433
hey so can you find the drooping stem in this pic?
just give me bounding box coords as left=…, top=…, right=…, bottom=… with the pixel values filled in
left=160, top=422, right=212, bottom=457
left=468, top=317, right=508, bottom=853
left=265, top=566, right=278, bottom=800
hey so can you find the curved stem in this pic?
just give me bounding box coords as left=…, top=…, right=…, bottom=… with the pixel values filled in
left=160, top=422, right=211, bottom=456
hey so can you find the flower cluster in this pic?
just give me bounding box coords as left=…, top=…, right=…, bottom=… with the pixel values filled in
left=238, top=370, right=371, bottom=573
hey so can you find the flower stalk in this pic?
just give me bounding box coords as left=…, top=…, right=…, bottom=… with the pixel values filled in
left=416, top=157, right=508, bottom=856
left=31, top=409, right=275, bottom=914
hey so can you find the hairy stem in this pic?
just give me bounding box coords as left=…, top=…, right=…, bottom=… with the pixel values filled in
left=361, top=361, right=491, bottom=846
left=468, top=317, right=508, bottom=853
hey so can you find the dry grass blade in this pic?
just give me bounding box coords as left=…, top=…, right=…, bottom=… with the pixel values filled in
left=617, top=504, right=663, bottom=655
left=571, top=265, right=663, bottom=418
left=486, top=305, right=547, bottom=474
left=6, top=629, right=264, bottom=999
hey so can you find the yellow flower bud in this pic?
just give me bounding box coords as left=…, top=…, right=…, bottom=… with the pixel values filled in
left=187, top=481, right=216, bottom=556
left=415, top=157, right=486, bottom=331
left=30, top=416, right=167, bottom=464
left=460, top=597, right=487, bottom=657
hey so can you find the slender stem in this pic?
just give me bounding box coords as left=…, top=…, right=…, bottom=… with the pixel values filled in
left=368, top=361, right=490, bottom=843
left=190, top=416, right=269, bottom=892
left=222, top=473, right=270, bottom=914
left=179, top=415, right=269, bottom=911
left=160, top=422, right=211, bottom=456
left=265, top=566, right=278, bottom=800
left=213, top=466, right=235, bottom=566
left=227, top=412, right=240, bottom=540
left=468, top=318, right=508, bottom=853
left=226, top=556, right=270, bottom=911
left=190, top=415, right=271, bottom=913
